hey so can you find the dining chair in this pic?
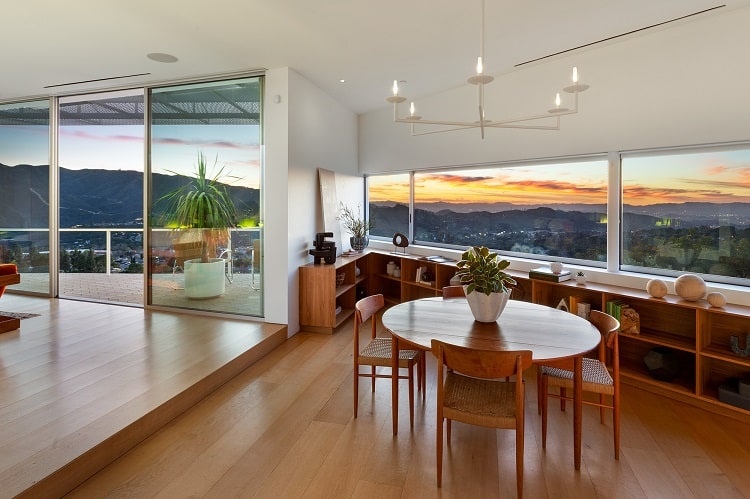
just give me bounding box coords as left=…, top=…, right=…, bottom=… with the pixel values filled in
left=539, top=309, right=621, bottom=459
left=442, top=285, right=465, bottom=298
left=432, top=339, right=532, bottom=497
left=354, top=294, right=425, bottom=426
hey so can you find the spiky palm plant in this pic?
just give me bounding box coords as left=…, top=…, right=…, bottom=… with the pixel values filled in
left=159, top=152, right=236, bottom=263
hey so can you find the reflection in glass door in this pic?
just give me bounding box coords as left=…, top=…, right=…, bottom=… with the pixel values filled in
left=58, top=90, right=145, bottom=305
left=0, top=100, right=51, bottom=294
left=149, top=77, right=263, bottom=317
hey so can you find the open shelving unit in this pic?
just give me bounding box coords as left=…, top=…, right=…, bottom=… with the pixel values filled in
left=300, top=249, right=750, bottom=418
left=529, top=278, right=750, bottom=419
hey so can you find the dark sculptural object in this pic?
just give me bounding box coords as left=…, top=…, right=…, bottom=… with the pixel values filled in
left=309, top=232, right=336, bottom=264
left=643, top=347, right=681, bottom=382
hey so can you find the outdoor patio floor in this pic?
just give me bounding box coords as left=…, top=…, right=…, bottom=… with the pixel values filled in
left=14, top=272, right=263, bottom=316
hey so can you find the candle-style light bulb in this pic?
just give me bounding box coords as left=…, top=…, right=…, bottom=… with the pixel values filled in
left=392, top=80, right=399, bottom=96
left=476, top=56, right=484, bottom=74
left=555, top=93, right=561, bottom=107
left=572, top=67, right=579, bottom=83
left=410, top=102, right=416, bottom=116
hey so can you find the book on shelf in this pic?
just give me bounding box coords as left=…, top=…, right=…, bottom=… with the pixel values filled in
left=529, top=267, right=572, bottom=282
left=576, top=302, right=591, bottom=320
left=568, top=295, right=591, bottom=319
left=419, top=255, right=455, bottom=263
left=335, top=305, right=342, bottom=315
left=605, top=299, right=640, bottom=333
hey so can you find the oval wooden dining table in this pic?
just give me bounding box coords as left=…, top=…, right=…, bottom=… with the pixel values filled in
left=381, top=296, right=601, bottom=470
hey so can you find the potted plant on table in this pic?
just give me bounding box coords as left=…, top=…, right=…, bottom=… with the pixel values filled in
left=159, top=152, right=237, bottom=298
left=455, top=246, right=516, bottom=322
left=338, top=203, right=374, bottom=253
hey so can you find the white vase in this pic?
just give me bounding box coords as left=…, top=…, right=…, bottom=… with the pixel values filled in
left=184, top=258, right=226, bottom=298
left=463, top=287, right=511, bottom=323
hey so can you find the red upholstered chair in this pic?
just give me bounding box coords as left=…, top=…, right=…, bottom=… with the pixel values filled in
left=0, top=264, right=19, bottom=298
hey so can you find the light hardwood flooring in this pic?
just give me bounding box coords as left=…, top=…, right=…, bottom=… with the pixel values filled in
left=0, top=294, right=286, bottom=498
left=66, top=315, right=750, bottom=498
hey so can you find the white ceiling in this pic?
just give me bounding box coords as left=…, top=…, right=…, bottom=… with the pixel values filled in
left=4, top=0, right=749, bottom=114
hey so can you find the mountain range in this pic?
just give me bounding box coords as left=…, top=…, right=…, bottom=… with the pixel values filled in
left=0, top=163, right=260, bottom=228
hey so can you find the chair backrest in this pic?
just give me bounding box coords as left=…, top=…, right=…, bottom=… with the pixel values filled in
left=173, top=241, right=205, bottom=267
left=432, top=339, right=532, bottom=380
left=442, top=285, right=465, bottom=298
left=589, top=309, right=620, bottom=367
left=355, top=294, right=385, bottom=340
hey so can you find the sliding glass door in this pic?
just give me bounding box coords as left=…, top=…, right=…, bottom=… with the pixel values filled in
left=0, top=100, right=51, bottom=293
left=57, top=90, right=145, bottom=305
left=148, top=77, right=263, bottom=316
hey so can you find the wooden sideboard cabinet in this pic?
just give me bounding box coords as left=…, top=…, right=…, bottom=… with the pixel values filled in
left=299, top=252, right=370, bottom=334
left=299, top=250, right=461, bottom=333
left=530, top=278, right=750, bottom=419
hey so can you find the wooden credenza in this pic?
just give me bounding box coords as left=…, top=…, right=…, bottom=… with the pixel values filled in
left=299, top=250, right=750, bottom=419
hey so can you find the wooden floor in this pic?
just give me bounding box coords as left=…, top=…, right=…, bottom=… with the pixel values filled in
left=0, top=294, right=287, bottom=499
left=57, top=312, right=750, bottom=498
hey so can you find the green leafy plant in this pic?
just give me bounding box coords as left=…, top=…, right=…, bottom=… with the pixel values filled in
left=455, top=246, right=516, bottom=296
left=338, top=203, right=373, bottom=237
left=159, top=152, right=237, bottom=263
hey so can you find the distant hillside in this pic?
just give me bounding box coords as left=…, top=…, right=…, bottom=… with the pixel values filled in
left=0, top=163, right=259, bottom=228
left=370, top=200, right=750, bottom=237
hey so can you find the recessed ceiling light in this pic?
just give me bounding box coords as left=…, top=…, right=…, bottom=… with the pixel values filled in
left=339, top=79, right=346, bottom=83
left=147, top=53, right=179, bottom=63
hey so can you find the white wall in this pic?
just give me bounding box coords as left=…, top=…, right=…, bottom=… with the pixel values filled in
left=359, top=6, right=750, bottom=172
left=265, top=67, right=359, bottom=335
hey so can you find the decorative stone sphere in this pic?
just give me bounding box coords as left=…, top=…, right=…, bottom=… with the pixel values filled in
left=674, top=274, right=707, bottom=301
left=707, top=291, right=726, bottom=308
left=646, top=279, right=668, bottom=298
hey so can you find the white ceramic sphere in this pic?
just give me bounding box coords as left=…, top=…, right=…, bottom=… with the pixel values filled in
left=707, top=291, right=726, bottom=308
left=646, top=279, right=668, bottom=298
left=674, top=274, right=707, bottom=301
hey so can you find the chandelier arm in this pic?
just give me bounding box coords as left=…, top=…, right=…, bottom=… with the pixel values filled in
left=385, top=0, right=589, bottom=138
left=408, top=121, right=562, bottom=135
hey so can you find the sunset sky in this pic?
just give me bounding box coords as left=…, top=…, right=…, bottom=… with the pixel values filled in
left=369, top=149, right=750, bottom=206
left=0, top=122, right=261, bottom=189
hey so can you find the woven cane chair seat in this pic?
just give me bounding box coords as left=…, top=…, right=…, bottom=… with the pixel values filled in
left=541, top=357, right=614, bottom=395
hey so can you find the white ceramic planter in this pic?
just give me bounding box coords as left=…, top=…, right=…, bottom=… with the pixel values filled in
left=464, top=287, right=511, bottom=323
left=184, top=258, right=226, bottom=298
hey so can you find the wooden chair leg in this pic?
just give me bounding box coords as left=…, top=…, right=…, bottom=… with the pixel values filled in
left=517, top=414, right=524, bottom=499
left=541, top=374, right=548, bottom=450
left=353, top=367, right=359, bottom=418
left=408, top=364, right=415, bottom=428
left=447, top=419, right=452, bottom=443
left=600, top=394, right=606, bottom=424
left=371, top=366, right=376, bottom=392
left=437, top=414, right=444, bottom=487
left=614, top=395, right=621, bottom=460
left=536, top=366, right=543, bottom=415
left=560, top=387, right=567, bottom=411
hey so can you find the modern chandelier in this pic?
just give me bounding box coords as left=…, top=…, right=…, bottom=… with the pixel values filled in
left=386, top=0, right=590, bottom=139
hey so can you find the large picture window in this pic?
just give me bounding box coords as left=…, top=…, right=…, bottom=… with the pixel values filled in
left=368, top=173, right=410, bottom=239
left=411, top=159, right=608, bottom=264
left=622, top=146, right=750, bottom=283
